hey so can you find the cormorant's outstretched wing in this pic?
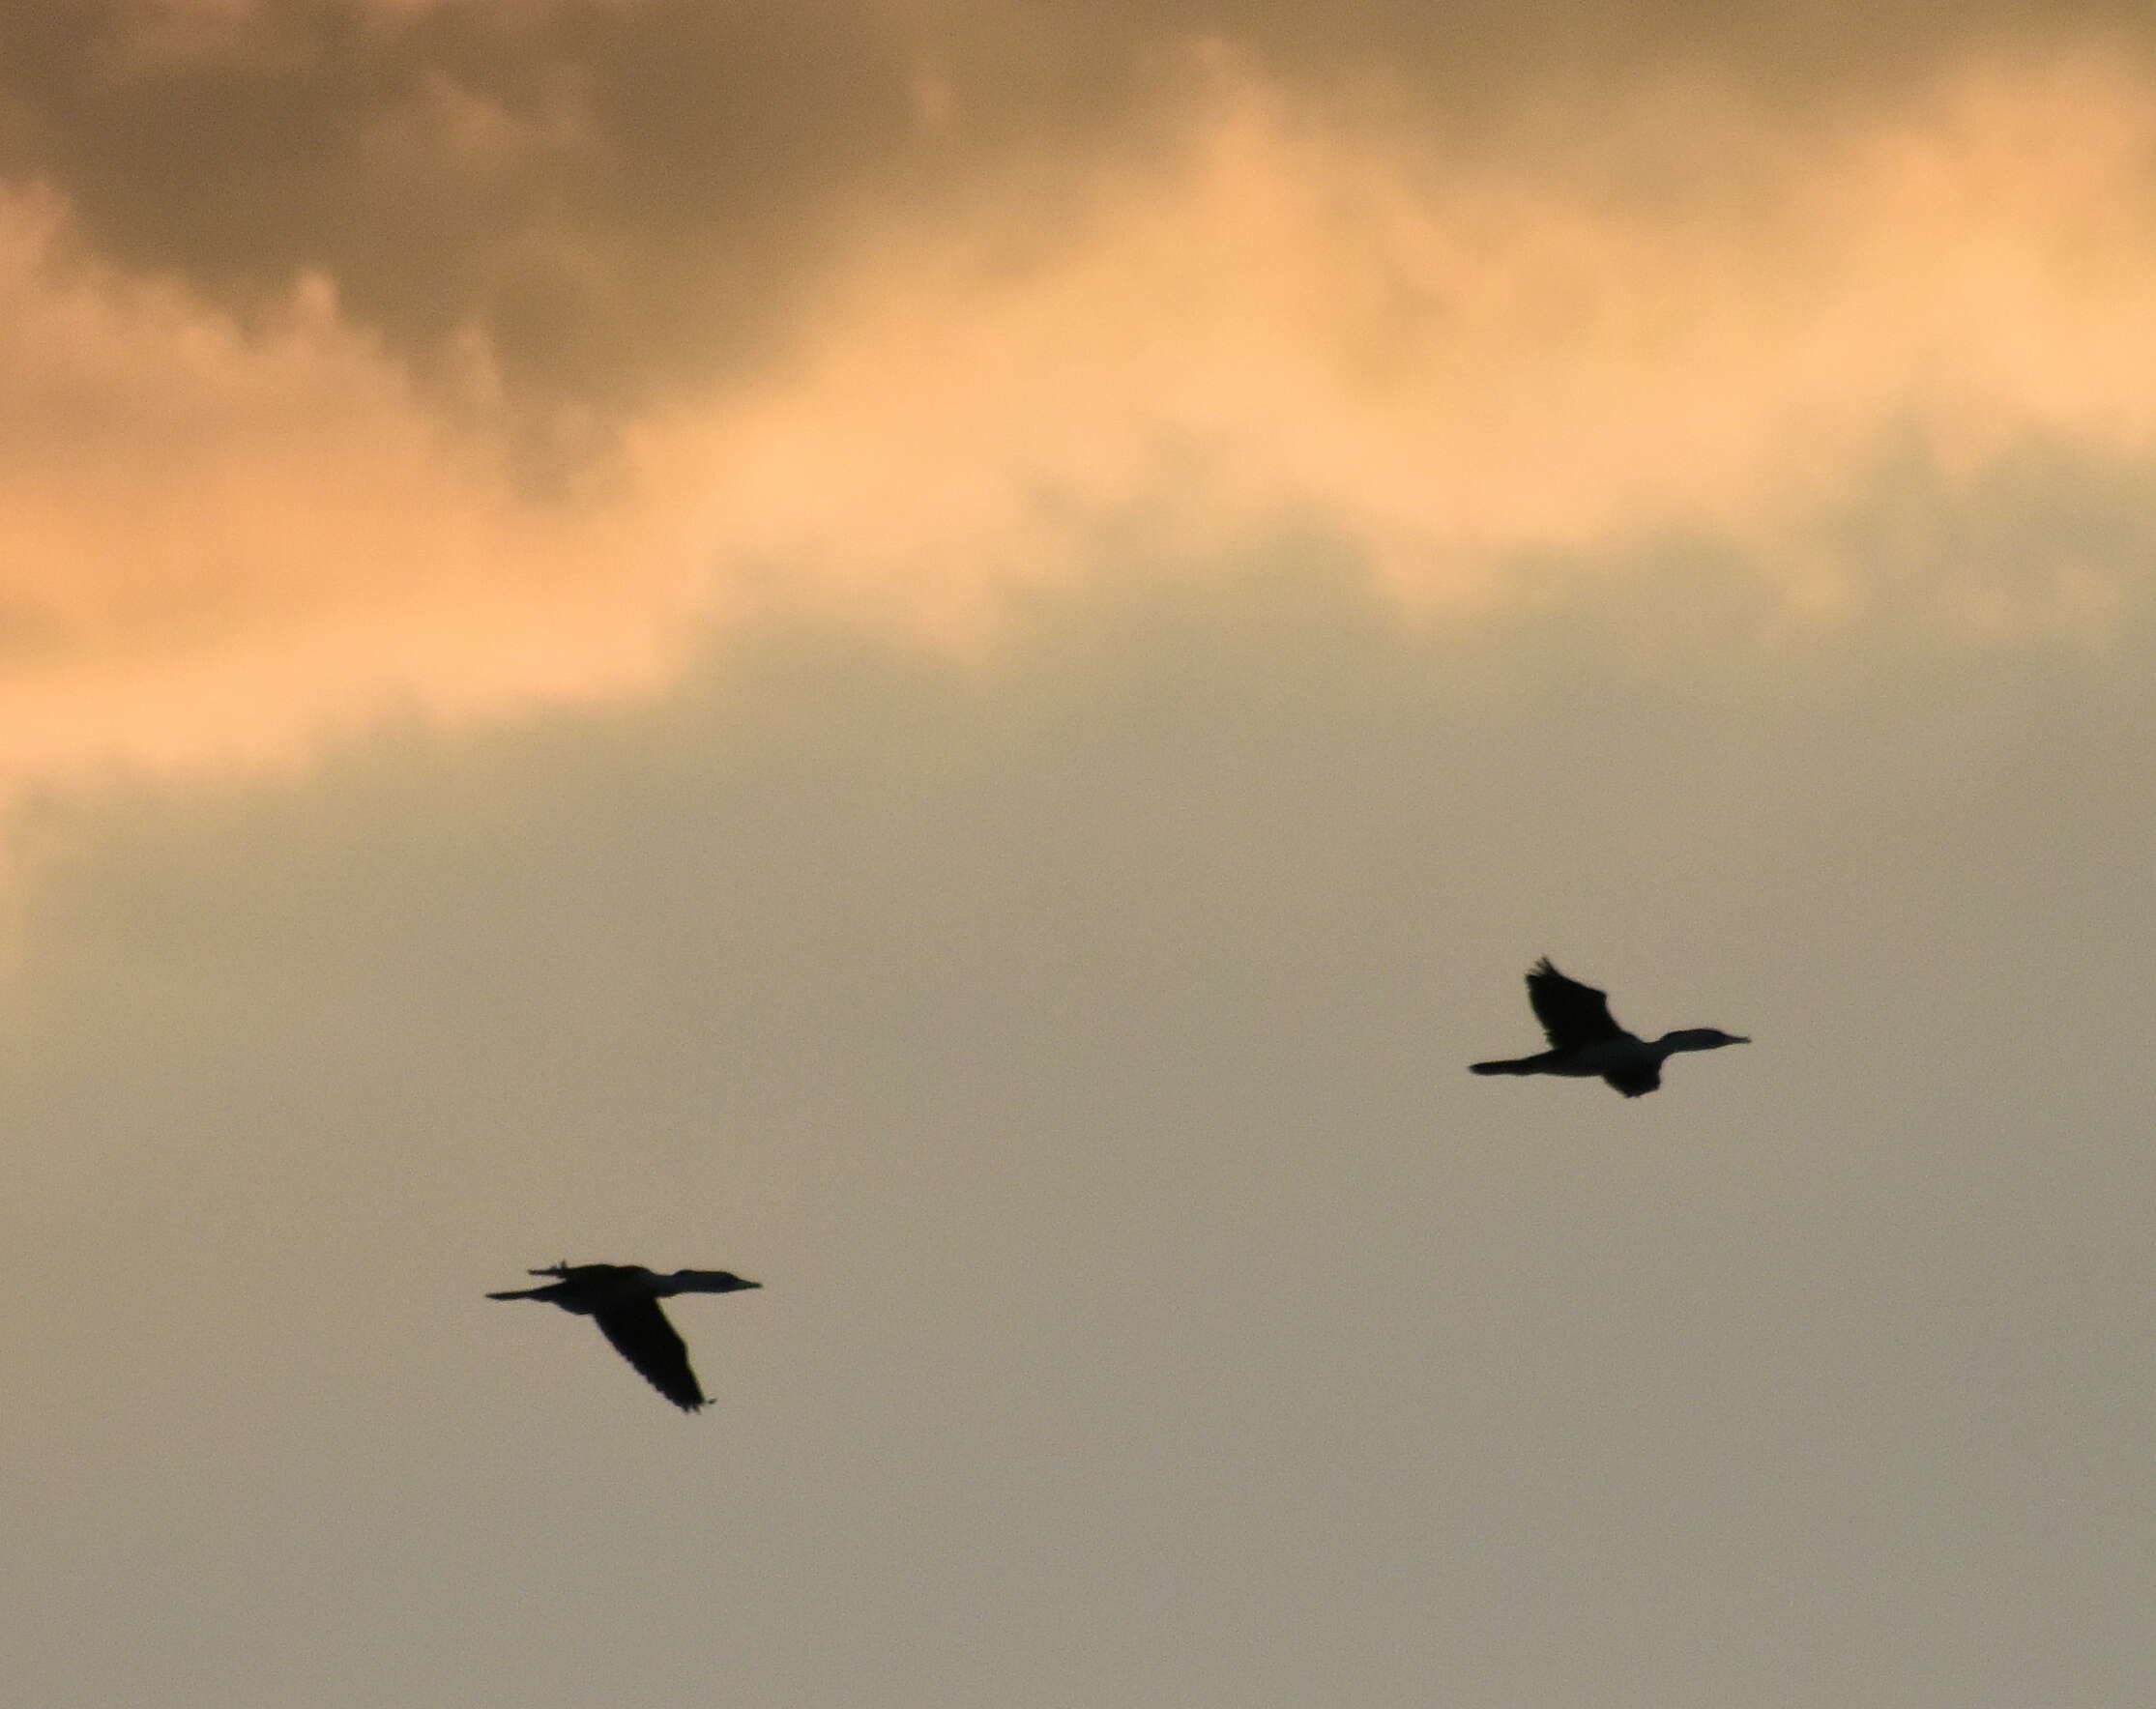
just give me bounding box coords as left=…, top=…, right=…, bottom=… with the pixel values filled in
left=1527, top=959, right=1624, bottom=1049
left=594, top=1299, right=707, bottom=1411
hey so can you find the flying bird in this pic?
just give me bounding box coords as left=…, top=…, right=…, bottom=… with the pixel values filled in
left=487, top=1261, right=761, bottom=1411
left=1471, top=959, right=1748, bottom=1097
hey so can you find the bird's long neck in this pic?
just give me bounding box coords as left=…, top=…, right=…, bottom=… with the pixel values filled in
left=1653, top=1028, right=1721, bottom=1056
left=665, top=1270, right=748, bottom=1294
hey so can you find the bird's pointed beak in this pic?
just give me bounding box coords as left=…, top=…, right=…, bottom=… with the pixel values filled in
left=1732, top=1035, right=1752, bottom=1045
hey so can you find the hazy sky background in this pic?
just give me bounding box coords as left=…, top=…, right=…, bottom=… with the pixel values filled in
left=6, top=3, right=2156, bottom=1705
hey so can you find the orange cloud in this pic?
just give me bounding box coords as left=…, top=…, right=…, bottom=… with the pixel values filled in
left=0, top=183, right=706, bottom=793
left=669, top=55, right=2156, bottom=623
left=9, top=53, right=2156, bottom=809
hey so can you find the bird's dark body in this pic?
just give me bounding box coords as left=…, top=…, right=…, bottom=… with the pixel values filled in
left=510, top=1263, right=663, bottom=1314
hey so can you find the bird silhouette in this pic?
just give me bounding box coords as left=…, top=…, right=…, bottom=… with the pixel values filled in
left=1471, top=959, right=1748, bottom=1097
left=487, top=1261, right=761, bottom=1410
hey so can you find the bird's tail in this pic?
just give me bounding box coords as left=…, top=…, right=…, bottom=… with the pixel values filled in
left=486, top=1262, right=572, bottom=1301
left=1470, top=1057, right=1537, bottom=1075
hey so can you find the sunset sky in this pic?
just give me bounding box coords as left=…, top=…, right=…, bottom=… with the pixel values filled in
left=7, top=4, right=2156, bottom=1704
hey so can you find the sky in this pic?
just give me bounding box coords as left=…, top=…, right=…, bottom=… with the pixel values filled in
left=5, top=3, right=2156, bottom=1704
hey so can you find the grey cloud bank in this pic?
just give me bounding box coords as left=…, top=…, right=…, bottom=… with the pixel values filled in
left=5, top=0, right=2152, bottom=403
left=5, top=553, right=2151, bottom=1705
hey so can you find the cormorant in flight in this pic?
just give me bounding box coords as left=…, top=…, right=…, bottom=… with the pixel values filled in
left=487, top=1261, right=761, bottom=1411
left=1471, top=959, right=1748, bottom=1097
